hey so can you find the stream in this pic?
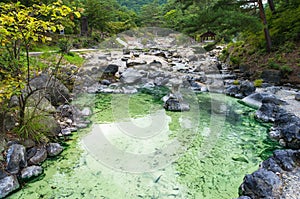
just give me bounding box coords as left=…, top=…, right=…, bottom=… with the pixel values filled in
left=7, top=91, right=280, bottom=199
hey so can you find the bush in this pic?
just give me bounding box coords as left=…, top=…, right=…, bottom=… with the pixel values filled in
left=254, top=79, right=263, bottom=87
left=233, top=80, right=240, bottom=85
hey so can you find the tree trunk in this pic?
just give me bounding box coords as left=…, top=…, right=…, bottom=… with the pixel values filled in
left=267, top=0, right=276, bottom=13
left=258, top=0, right=272, bottom=52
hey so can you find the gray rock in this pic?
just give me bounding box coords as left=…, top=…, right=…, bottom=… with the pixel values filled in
left=239, top=149, right=300, bottom=199
left=255, top=97, right=287, bottom=122
left=240, top=81, right=256, bottom=96
left=0, top=175, right=19, bottom=198
left=81, top=107, right=92, bottom=117
left=241, top=93, right=277, bottom=109
left=239, top=169, right=282, bottom=198
left=46, top=143, right=63, bottom=157
left=102, top=64, right=119, bottom=75
left=120, top=68, right=144, bottom=85
left=236, top=197, right=251, bottom=199
left=28, top=147, right=47, bottom=165
left=295, top=93, right=300, bottom=101
left=29, top=74, right=70, bottom=106
left=0, top=169, right=7, bottom=180
left=126, top=60, right=147, bottom=67
left=154, top=77, right=169, bottom=86
left=101, top=79, right=111, bottom=86
left=6, top=144, right=27, bottom=174
left=261, top=70, right=281, bottom=84
left=163, top=94, right=190, bottom=112
left=270, top=113, right=300, bottom=149
left=21, top=166, right=43, bottom=180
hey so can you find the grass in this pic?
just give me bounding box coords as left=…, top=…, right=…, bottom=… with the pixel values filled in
left=30, top=44, right=59, bottom=52
left=63, top=52, right=85, bottom=66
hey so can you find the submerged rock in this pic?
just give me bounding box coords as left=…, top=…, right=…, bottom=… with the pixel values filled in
left=21, top=166, right=43, bottom=180
left=0, top=175, right=20, bottom=198
left=6, top=144, right=27, bottom=174
left=163, top=94, right=190, bottom=111
left=46, top=143, right=63, bottom=157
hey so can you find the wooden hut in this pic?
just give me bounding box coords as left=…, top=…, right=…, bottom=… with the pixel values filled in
left=200, top=31, right=216, bottom=42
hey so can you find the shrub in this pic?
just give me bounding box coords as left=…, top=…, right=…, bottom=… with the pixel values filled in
left=233, top=80, right=240, bottom=85
left=254, top=79, right=263, bottom=87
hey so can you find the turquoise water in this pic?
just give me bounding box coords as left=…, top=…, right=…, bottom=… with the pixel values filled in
left=8, top=92, right=280, bottom=199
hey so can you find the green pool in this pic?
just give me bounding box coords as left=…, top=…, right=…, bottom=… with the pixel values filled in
left=8, top=92, right=280, bottom=199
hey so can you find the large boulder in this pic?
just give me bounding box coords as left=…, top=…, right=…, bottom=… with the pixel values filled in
left=225, top=81, right=256, bottom=99
left=239, top=169, right=282, bottom=198
left=0, top=175, right=20, bottom=198
left=261, top=70, right=281, bottom=84
left=6, top=144, right=27, bottom=174
left=241, top=93, right=284, bottom=109
left=29, top=74, right=70, bottom=107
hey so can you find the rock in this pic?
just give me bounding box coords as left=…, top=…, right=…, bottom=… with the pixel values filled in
left=236, top=197, right=251, bottom=199
left=295, top=93, right=300, bottom=101
left=101, top=79, right=111, bottom=86
left=57, top=104, right=75, bottom=119
left=239, top=169, right=282, bottom=198
left=46, top=143, right=63, bottom=157
left=149, top=60, right=162, bottom=67
left=21, top=166, right=43, bottom=180
left=81, top=107, right=92, bottom=117
left=154, top=77, right=169, bottom=86
left=102, top=64, right=119, bottom=75
left=28, top=147, right=47, bottom=165
left=120, top=68, right=144, bottom=85
left=163, top=94, right=190, bottom=112
left=269, top=112, right=300, bottom=149
left=21, top=139, right=35, bottom=149
left=239, top=149, right=300, bottom=199
left=126, top=59, right=147, bottom=67
left=61, top=128, right=72, bottom=136
left=0, top=168, right=7, bottom=180
left=240, top=81, right=256, bottom=96
left=261, top=70, right=281, bottom=84
left=240, top=93, right=278, bottom=109
left=6, top=144, right=27, bottom=174
left=255, top=97, right=287, bottom=122
left=0, top=175, right=20, bottom=198
left=225, top=85, right=240, bottom=97
left=29, top=74, right=70, bottom=106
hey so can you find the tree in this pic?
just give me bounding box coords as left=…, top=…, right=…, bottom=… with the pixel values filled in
left=0, top=1, right=80, bottom=139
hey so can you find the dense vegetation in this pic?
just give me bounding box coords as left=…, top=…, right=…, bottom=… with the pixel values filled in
left=0, top=0, right=299, bottom=141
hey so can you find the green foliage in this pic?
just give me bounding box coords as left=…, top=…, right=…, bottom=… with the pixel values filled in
left=63, top=53, right=84, bottom=66
left=268, top=60, right=280, bottom=69
left=117, top=0, right=167, bottom=12
left=280, top=65, right=293, bottom=74
left=253, top=79, right=263, bottom=87
left=233, top=80, right=240, bottom=85
left=230, top=56, right=241, bottom=66
left=0, top=1, right=80, bottom=141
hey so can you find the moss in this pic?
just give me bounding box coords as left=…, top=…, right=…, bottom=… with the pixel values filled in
left=253, top=79, right=263, bottom=87
left=233, top=80, right=240, bottom=85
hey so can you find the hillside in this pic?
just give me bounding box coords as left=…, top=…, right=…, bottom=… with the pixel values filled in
left=117, top=0, right=167, bottom=12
